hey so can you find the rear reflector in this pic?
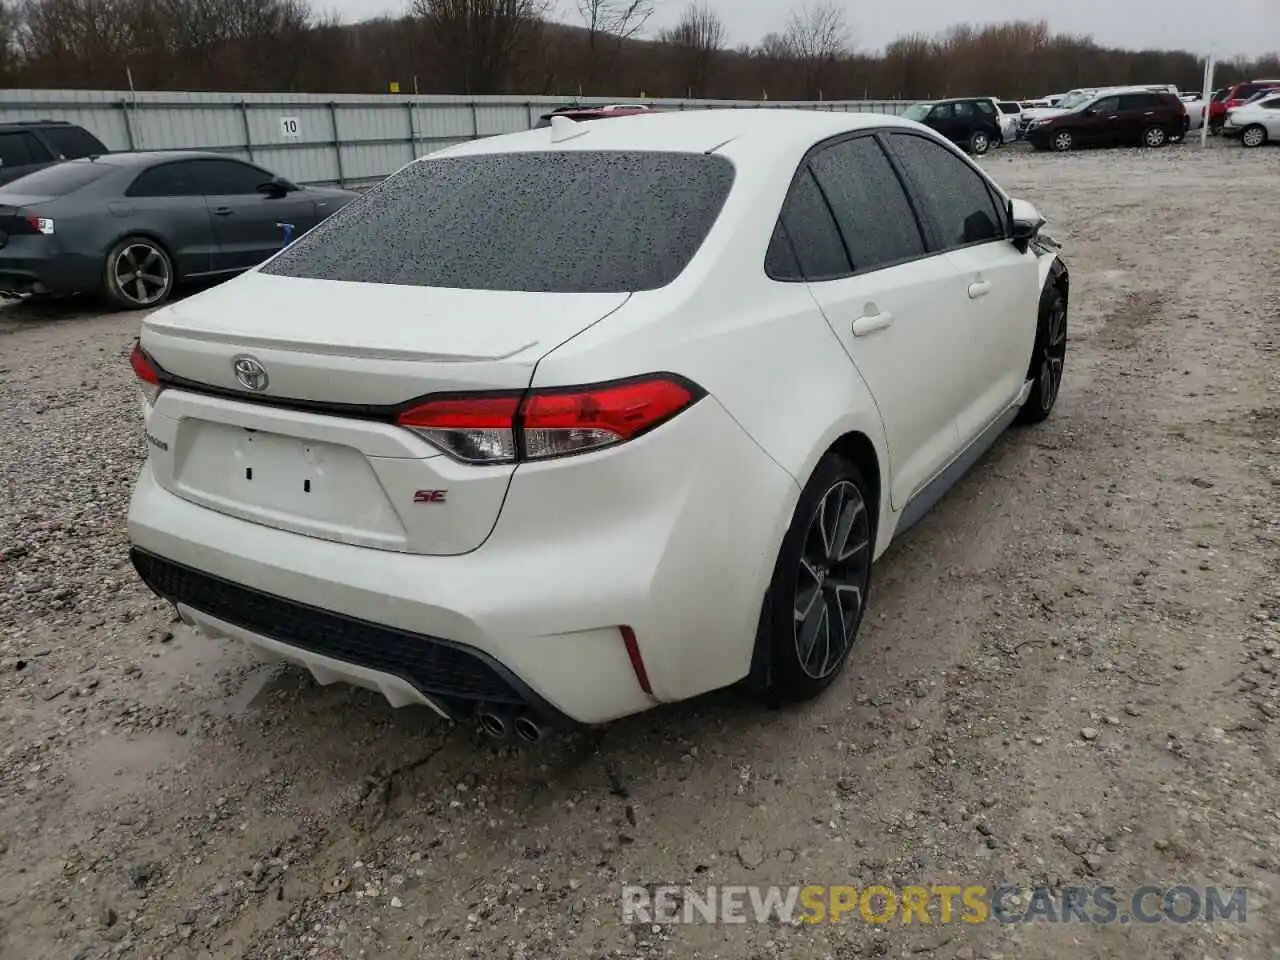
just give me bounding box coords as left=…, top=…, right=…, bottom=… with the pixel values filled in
left=619, top=626, right=653, bottom=695
left=395, top=374, right=703, bottom=464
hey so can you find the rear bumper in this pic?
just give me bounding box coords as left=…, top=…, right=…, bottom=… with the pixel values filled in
left=0, top=250, right=99, bottom=296
left=126, top=396, right=799, bottom=725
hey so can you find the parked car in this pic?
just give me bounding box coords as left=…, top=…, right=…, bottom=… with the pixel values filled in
left=1179, top=93, right=1207, bottom=133
left=125, top=109, right=1070, bottom=735
left=901, top=97, right=1004, bottom=154
left=0, top=151, right=359, bottom=308
left=1017, top=88, right=1099, bottom=137
left=1209, top=80, right=1280, bottom=133
left=533, top=104, right=655, bottom=128
left=1025, top=88, right=1186, bottom=151
left=0, top=120, right=109, bottom=186
left=1222, top=92, right=1280, bottom=147
left=996, top=101, right=1024, bottom=141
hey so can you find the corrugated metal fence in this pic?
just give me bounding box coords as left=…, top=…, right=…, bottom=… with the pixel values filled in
left=0, top=90, right=922, bottom=187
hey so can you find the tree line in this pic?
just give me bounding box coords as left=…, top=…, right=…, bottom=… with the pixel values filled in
left=0, top=0, right=1276, bottom=100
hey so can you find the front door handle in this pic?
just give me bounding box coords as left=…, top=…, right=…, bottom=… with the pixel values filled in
left=968, top=279, right=991, bottom=299
left=851, top=310, right=893, bottom=337
left=212, top=207, right=233, bottom=216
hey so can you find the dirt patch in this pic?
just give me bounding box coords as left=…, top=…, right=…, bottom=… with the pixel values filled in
left=1, top=141, right=1278, bottom=960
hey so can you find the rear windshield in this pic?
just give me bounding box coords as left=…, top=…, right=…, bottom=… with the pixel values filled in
left=261, top=151, right=736, bottom=293
left=39, top=125, right=108, bottom=159
left=0, top=160, right=115, bottom=195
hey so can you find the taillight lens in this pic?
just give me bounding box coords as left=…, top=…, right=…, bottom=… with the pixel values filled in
left=396, top=375, right=702, bottom=464
left=130, top=340, right=162, bottom=406
left=396, top=394, right=521, bottom=464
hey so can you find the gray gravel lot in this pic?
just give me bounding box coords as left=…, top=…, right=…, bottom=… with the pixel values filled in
left=1, top=141, right=1278, bottom=960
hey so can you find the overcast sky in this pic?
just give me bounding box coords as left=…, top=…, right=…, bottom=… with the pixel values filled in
left=329, top=0, right=1276, bottom=58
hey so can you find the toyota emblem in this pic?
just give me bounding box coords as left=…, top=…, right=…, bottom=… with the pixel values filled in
left=232, top=355, right=269, bottom=392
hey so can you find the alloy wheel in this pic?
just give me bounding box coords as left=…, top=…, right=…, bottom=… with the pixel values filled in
left=1242, top=126, right=1266, bottom=148
left=114, top=243, right=170, bottom=307
left=1039, top=296, right=1067, bottom=411
left=1053, top=131, right=1072, bottom=152
left=1145, top=127, right=1166, bottom=147
left=793, top=480, right=871, bottom=680
left=972, top=133, right=989, bottom=154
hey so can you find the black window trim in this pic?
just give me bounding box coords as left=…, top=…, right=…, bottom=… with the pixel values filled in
left=764, top=127, right=934, bottom=285
left=878, top=128, right=1013, bottom=255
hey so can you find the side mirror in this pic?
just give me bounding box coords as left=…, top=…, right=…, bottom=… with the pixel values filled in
left=257, top=177, right=290, bottom=198
left=1009, top=197, right=1046, bottom=252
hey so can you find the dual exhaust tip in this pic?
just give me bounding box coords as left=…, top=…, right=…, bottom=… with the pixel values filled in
left=477, top=709, right=544, bottom=743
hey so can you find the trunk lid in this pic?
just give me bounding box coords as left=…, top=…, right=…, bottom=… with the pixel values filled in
left=140, top=272, right=630, bottom=556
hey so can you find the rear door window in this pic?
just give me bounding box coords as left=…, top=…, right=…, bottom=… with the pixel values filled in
left=807, top=135, right=925, bottom=273
left=263, top=151, right=736, bottom=293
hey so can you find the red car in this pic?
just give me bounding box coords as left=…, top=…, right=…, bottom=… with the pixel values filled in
left=1209, top=80, right=1280, bottom=132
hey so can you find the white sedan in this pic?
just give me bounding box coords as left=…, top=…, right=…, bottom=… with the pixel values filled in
left=1223, top=93, right=1280, bottom=146
left=126, top=109, right=1071, bottom=738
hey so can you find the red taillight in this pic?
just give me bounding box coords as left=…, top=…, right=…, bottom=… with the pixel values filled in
left=396, top=394, right=521, bottom=464
left=130, top=340, right=162, bottom=405
left=395, top=374, right=702, bottom=464
left=521, top=377, right=697, bottom=459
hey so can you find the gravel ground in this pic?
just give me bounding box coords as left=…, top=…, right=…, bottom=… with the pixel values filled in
left=1, top=141, right=1279, bottom=960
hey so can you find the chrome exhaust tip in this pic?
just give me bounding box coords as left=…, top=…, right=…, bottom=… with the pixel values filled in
left=477, top=711, right=509, bottom=739
left=513, top=715, right=543, bottom=743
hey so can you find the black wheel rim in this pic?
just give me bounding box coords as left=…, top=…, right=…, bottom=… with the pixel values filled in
left=1039, top=296, right=1067, bottom=410
left=793, top=480, right=871, bottom=680
left=114, top=243, right=169, bottom=307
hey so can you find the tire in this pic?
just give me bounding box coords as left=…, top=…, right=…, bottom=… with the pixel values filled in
left=1241, top=125, right=1268, bottom=148
left=1142, top=125, right=1168, bottom=148
left=103, top=236, right=174, bottom=310
left=1015, top=280, right=1068, bottom=426
left=968, top=129, right=992, bottom=155
left=756, top=453, right=875, bottom=703
left=1051, top=130, right=1074, bottom=152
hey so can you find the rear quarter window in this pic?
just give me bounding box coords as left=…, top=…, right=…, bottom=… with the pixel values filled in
left=261, top=151, right=736, bottom=293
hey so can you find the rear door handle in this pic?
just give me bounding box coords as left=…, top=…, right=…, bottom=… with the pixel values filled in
left=968, top=280, right=991, bottom=299
left=213, top=207, right=233, bottom=216
left=851, top=311, right=893, bottom=336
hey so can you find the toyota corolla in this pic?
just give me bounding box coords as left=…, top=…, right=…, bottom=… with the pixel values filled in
left=126, top=109, right=1070, bottom=740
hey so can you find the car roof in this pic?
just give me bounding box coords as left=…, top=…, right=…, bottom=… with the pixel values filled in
left=61, top=150, right=254, bottom=167
left=434, top=109, right=924, bottom=162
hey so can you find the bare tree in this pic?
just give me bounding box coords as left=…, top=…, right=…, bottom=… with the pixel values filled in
left=782, top=0, right=850, bottom=96
left=414, top=0, right=548, bottom=94
left=658, top=0, right=722, bottom=96
left=576, top=0, right=654, bottom=89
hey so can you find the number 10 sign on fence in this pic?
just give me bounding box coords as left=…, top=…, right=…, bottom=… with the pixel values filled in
left=279, top=116, right=301, bottom=139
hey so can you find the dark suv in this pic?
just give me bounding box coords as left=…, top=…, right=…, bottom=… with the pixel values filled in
left=0, top=120, right=109, bottom=186
left=901, top=98, right=1003, bottom=155
left=1025, top=89, right=1186, bottom=152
